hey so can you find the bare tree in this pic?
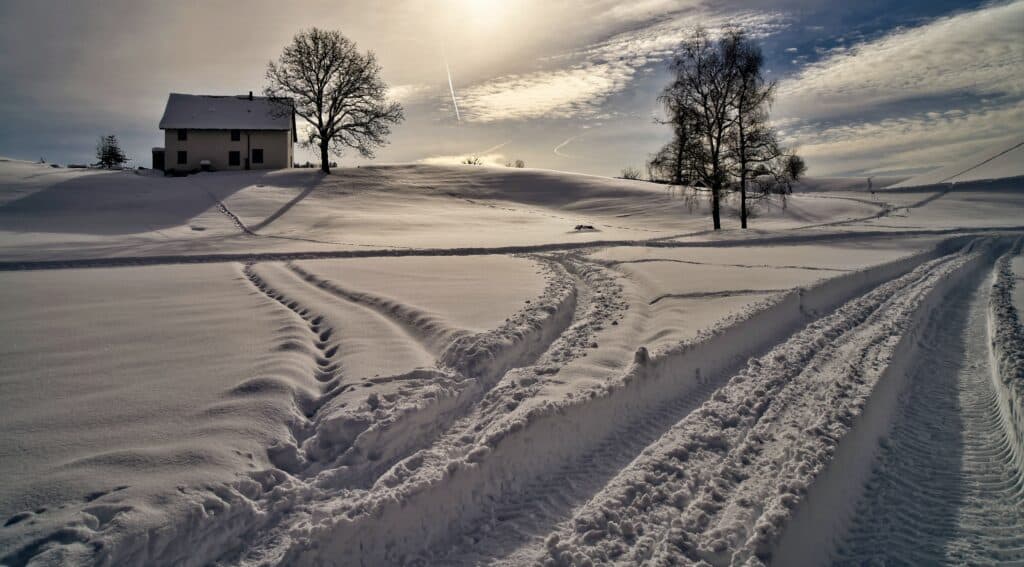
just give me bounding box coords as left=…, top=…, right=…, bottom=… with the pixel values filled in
left=621, top=166, right=642, bottom=180
left=650, top=89, right=698, bottom=185
left=784, top=154, right=806, bottom=183
left=266, top=28, right=404, bottom=174
left=727, top=29, right=781, bottom=229
left=661, top=28, right=744, bottom=230
left=658, top=27, right=805, bottom=229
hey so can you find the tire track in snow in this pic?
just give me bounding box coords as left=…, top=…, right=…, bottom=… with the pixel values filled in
left=833, top=257, right=1024, bottom=565
left=4, top=228, right=1020, bottom=272
left=285, top=262, right=467, bottom=354
left=649, top=289, right=787, bottom=305
left=220, top=257, right=582, bottom=566
left=534, top=247, right=984, bottom=566
left=433, top=371, right=724, bottom=566
left=292, top=245, right=955, bottom=565
left=600, top=257, right=852, bottom=273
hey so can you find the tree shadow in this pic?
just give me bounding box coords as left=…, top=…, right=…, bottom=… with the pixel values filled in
left=247, top=172, right=322, bottom=232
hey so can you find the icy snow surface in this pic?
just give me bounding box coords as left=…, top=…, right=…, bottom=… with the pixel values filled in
left=0, top=158, right=1023, bottom=566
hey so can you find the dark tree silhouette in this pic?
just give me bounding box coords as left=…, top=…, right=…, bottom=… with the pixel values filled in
left=95, top=135, right=128, bottom=169
left=621, top=166, right=642, bottom=180
left=650, top=86, right=699, bottom=186
left=728, top=29, right=783, bottom=229
left=656, top=28, right=804, bottom=229
left=785, top=154, right=807, bottom=183
left=660, top=28, right=742, bottom=230
left=266, top=28, right=404, bottom=174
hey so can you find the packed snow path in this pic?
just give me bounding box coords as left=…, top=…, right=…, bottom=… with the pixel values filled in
left=531, top=245, right=988, bottom=566
left=834, top=257, right=1024, bottom=565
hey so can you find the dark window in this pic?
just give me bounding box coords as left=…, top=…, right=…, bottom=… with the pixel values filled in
left=177, top=129, right=187, bottom=141
left=230, top=129, right=240, bottom=141
left=252, top=149, right=264, bottom=164
left=229, top=151, right=240, bottom=166
left=177, top=150, right=187, bottom=165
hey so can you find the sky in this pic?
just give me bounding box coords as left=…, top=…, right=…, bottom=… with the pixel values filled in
left=0, top=0, right=1021, bottom=178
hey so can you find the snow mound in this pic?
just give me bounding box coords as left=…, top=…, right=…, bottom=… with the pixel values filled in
left=989, top=240, right=1024, bottom=467
left=892, top=138, right=1024, bottom=188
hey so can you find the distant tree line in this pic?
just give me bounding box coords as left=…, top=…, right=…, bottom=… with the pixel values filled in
left=648, top=27, right=805, bottom=229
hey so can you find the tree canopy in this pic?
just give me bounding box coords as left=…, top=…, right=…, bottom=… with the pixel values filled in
left=266, top=28, right=404, bottom=173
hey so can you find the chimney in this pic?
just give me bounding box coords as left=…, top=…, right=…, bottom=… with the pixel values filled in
left=248, top=91, right=253, bottom=101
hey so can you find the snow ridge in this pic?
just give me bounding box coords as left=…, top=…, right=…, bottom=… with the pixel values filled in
left=989, top=241, right=1024, bottom=470
left=271, top=240, right=974, bottom=565
left=830, top=258, right=1024, bottom=564
left=543, top=244, right=988, bottom=566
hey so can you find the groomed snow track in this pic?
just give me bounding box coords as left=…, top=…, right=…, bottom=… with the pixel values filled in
left=260, top=237, right=999, bottom=566
left=831, top=266, right=1024, bottom=565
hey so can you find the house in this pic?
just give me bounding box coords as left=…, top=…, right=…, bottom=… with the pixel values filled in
left=153, top=92, right=296, bottom=173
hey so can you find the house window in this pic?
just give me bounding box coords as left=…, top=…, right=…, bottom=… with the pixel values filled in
left=252, top=149, right=264, bottom=164
left=231, top=129, right=240, bottom=141
left=177, top=150, right=187, bottom=165
left=229, top=151, right=240, bottom=166
left=177, top=129, right=187, bottom=141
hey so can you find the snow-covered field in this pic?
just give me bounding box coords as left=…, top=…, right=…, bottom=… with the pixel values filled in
left=1, top=156, right=1022, bottom=566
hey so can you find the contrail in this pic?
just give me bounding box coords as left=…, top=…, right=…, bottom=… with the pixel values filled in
left=479, top=140, right=510, bottom=154
left=553, top=135, right=579, bottom=158
left=444, top=57, right=461, bottom=122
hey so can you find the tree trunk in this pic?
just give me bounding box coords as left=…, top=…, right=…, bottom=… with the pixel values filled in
left=320, top=142, right=330, bottom=174
left=711, top=186, right=722, bottom=230
left=740, top=169, right=748, bottom=229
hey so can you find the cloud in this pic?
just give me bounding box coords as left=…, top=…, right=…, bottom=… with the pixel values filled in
left=457, top=10, right=787, bottom=122
left=387, top=83, right=435, bottom=104
left=458, top=66, right=625, bottom=122
left=777, top=1, right=1024, bottom=119
left=789, top=101, right=1024, bottom=175
left=770, top=1, right=1024, bottom=175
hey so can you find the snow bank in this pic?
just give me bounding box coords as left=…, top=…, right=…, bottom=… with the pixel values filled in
left=0, top=254, right=573, bottom=566
left=987, top=240, right=1024, bottom=474
left=275, top=236, right=978, bottom=565
left=547, top=239, right=995, bottom=566
left=772, top=239, right=999, bottom=566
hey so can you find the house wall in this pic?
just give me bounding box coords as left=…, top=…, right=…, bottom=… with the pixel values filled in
left=162, top=129, right=292, bottom=171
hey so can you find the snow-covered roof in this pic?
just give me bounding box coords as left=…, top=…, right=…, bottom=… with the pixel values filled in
left=159, top=93, right=293, bottom=130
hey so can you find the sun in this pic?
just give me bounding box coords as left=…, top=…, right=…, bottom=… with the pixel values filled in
left=451, top=0, right=508, bottom=31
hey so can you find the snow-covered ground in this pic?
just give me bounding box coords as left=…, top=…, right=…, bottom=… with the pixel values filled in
left=1, top=157, right=1023, bottom=566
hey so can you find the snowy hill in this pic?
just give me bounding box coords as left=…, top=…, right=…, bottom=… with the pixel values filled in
left=1, top=158, right=1023, bottom=566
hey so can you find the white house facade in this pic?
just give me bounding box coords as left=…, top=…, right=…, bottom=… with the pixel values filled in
left=155, top=92, right=296, bottom=173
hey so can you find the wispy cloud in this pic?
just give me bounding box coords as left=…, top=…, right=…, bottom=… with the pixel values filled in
left=790, top=101, right=1024, bottom=175
left=777, top=1, right=1024, bottom=119
left=773, top=1, right=1024, bottom=175
left=457, top=10, right=787, bottom=122
left=387, top=83, right=434, bottom=104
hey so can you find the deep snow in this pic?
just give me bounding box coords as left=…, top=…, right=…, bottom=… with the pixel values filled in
left=1, top=158, right=1023, bottom=566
